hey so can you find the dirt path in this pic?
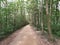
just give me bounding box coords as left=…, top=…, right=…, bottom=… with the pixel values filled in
left=0, top=25, right=53, bottom=45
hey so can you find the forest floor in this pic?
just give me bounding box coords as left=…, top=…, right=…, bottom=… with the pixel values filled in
left=0, top=25, right=60, bottom=45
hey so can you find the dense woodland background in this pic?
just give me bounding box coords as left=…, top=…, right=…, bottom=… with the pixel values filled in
left=0, top=0, right=60, bottom=41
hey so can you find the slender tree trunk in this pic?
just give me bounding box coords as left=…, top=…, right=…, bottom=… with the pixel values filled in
left=38, top=0, right=41, bottom=30
left=0, top=1, right=2, bottom=30
left=41, top=0, right=44, bottom=33
left=39, top=0, right=44, bottom=33
left=5, top=0, right=8, bottom=30
left=46, top=0, right=53, bottom=40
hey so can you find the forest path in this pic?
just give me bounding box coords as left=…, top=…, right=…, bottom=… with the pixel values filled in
left=0, top=25, right=53, bottom=45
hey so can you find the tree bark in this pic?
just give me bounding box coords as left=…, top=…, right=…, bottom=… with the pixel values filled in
left=39, top=0, right=44, bottom=33
left=46, top=0, right=53, bottom=40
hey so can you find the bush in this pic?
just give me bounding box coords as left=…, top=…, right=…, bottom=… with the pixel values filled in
left=0, top=7, right=28, bottom=41
left=0, top=15, right=28, bottom=41
left=51, top=24, right=60, bottom=37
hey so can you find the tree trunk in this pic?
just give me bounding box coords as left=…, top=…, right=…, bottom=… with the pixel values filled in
left=46, top=0, right=53, bottom=40
left=39, top=0, right=44, bottom=33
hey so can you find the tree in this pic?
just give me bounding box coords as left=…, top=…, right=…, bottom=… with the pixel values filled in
left=39, top=0, right=44, bottom=33
left=46, top=0, right=53, bottom=40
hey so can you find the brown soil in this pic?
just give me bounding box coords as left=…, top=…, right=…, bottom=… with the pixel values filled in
left=0, top=25, right=59, bottom=45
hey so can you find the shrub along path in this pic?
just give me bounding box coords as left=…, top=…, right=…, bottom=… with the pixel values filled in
left=0, top=25, right=58, bottom=45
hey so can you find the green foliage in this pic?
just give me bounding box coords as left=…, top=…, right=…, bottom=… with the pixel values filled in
left=51, top=24, right=60, bottom=37
left=26, top=0, right=60, bottom=37
left=0, top=1, right=28, bottom=40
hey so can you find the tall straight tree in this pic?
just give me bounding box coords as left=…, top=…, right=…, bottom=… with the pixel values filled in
left=40, top=0, right=44, bottom=33
left=0, top=1, right=1, bottom=30
left=46, top=0, right=53, bottom=40
left=5, top=0, right=8, bottom=31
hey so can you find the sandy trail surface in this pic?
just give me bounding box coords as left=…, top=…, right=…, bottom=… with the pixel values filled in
left=0, top=25, right=54, bottom=45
